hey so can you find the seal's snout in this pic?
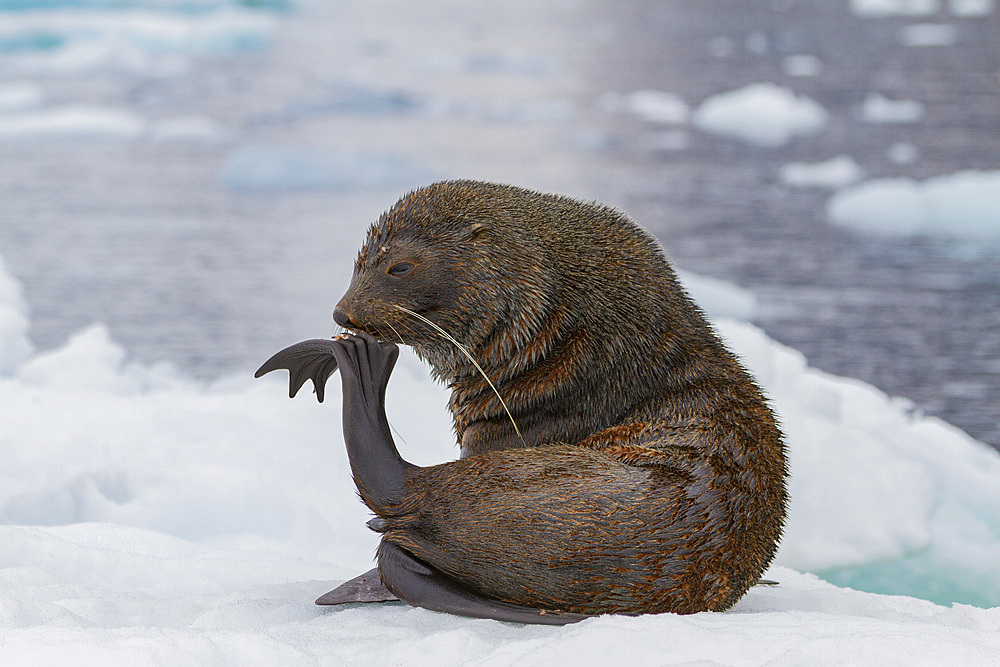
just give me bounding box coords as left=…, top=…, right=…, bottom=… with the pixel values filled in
left=333, top=304, right=357, bottom=329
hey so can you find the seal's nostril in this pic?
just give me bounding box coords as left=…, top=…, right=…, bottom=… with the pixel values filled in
left=333, top=306, right=354, bottom=328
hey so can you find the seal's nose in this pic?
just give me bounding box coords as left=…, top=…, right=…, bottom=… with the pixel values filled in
left=333, top=305, right=355, bottom=329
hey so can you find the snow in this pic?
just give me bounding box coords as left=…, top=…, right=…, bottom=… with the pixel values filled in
left=850, top=0, right=941, bottom=16
left=692, top=83, right=828, bottom=148
left=624, top=90, right=689, bottom=124
left=859, top=92, right=925, bottom=123
left=677, top=270, right=758, bottom=321
left=2, top=241, right=1000, bottom=661
left=221, top=145, right=437, bottom=192
left=0, top=254, right=32, bottom=374
left=826, top=169, right=1000, bottom=239
left=779, top=155, right=865, bottom=189
left=901, top=23, right=960, bottom=46
left=948, top=0, right=994, bottom=15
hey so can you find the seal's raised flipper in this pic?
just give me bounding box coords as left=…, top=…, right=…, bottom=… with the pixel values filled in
left=255, top=339, right=341, bottom=402
left=378, top=542, right=592, bottom=626
left=316, top=567, right=399, bottom=605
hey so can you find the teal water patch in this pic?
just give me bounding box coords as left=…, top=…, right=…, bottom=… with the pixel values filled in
left=0, top=33, right=65, bottom=51
left=818, top=552, right=1000, bottom=609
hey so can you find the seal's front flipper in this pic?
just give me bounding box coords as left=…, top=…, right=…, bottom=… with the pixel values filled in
left=378, top=542, right=592, bottom=626
left=316, top=567, right=399, bottom=605
left=254, top=339, right=341, bottom=402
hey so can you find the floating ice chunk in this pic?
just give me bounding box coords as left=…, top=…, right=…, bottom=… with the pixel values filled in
left=851, top=0, right=941, bottom=16
left=949, top=0, right=994, bottom=15
left=0, top=253, right=32, bottom=375
left=677, top=271, right=758, bottom=321
left=692, top=82, right=828, bottom=148
left=222, top=145, right=436, bottom=192
left=901, top=23, right=960, bottom=46
left=827, top=170, right=1000, bottom=239
left=625, top=90, right=689, bottom=124
left=780, top=156, right=865, bottom=189
left=781, top=54, right=823, bottom=77
left=0, top=8, right=274, bottom=55
left=150, top=115, right=228, bottom=142
left=887, top=141, right=920, bottom=164
left=0, top=105, right=146, bottom=139
left=860, top=92, right=925, bottom=123
left=0, top=82, right=42, bottom=111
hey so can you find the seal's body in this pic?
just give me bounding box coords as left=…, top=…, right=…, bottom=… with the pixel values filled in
left=258, top=181, right=787, bottom=623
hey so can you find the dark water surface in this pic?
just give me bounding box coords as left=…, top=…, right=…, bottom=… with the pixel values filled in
left=0, top=0, right=997, bottom=450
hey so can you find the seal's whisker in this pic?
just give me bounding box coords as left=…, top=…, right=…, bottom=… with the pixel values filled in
left=385, top=320, right=407, bottom=346
left=395, top=304, right=524, bottom=445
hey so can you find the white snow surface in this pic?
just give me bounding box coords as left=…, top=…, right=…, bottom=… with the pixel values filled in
left=2, top=247, right=1000, bottom=663
left=779, top=156, right=865, bottom=189
left=827, top=169, right=1000, bottom=239
left=692, top=83, right=828, bottom=148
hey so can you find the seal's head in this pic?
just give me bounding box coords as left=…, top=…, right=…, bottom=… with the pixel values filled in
left=332, top=181, right=554, bottom=380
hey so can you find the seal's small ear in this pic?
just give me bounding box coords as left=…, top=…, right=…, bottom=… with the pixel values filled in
left=466, top=222, right=491, bottom=242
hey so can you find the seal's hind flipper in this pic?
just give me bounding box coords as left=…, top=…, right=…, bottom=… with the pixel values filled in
left=254, top=339, right=341, bottom=402
left=378, top=541, right=592, bottom=626
left=316, top=568, right=399, bottom=605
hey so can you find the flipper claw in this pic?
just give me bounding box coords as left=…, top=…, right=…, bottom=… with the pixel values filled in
left=254, top=339, right=341, bottom=402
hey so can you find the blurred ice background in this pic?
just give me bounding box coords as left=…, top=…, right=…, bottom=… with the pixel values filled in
left=1, top=0, right=999, bottom=662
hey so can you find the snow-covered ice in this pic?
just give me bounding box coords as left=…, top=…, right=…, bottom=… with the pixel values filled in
left=779, top=156, right=865, bottom=190
left=692, top=83, right=828, bottom=148
left=859, top=93, right=925, bottom=124
left=826, top=169, right=1000, bottom=239
left=2, top=243, right=999, bottom=663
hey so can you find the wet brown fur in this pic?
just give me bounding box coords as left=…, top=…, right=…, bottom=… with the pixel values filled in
left=337, top=180, right=788, bottom=615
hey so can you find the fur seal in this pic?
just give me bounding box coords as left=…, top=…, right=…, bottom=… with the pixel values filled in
left=256, top=180, right=788, bottom=624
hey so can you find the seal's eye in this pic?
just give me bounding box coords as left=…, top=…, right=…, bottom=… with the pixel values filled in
left=387, top=261, right=414, bottom=276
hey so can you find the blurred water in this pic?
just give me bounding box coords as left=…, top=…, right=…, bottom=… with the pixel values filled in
left=0, top=2, right=997, bottom=448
